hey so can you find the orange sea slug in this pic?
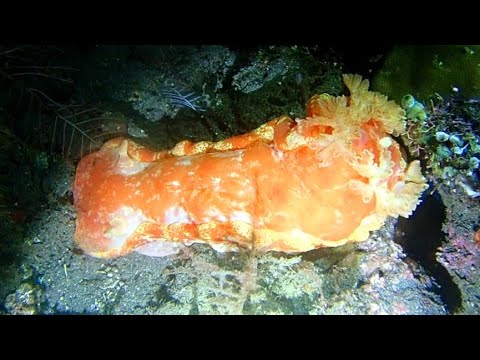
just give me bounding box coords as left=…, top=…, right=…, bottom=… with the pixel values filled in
left=73, top=74, right=428, bottom=258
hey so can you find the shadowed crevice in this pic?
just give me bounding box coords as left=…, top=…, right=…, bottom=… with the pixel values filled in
left=395, top=192, right=462, bottom=314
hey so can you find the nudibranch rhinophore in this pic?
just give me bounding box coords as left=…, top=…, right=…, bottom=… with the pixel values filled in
left=73, top=74, right=428, bottom=258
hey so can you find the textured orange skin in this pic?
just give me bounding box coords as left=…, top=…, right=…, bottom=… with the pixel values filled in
left=73, top=79, right=425, bottom=258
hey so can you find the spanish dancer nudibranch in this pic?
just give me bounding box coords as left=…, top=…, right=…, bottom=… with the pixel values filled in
left=73, top=74, right=428, bottom=258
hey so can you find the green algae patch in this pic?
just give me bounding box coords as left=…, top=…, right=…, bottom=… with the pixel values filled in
left=372, top=45, right=480, bottom=102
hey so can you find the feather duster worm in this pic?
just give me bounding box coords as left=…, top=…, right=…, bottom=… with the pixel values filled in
left=73, top=74, right=427, bottom=258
